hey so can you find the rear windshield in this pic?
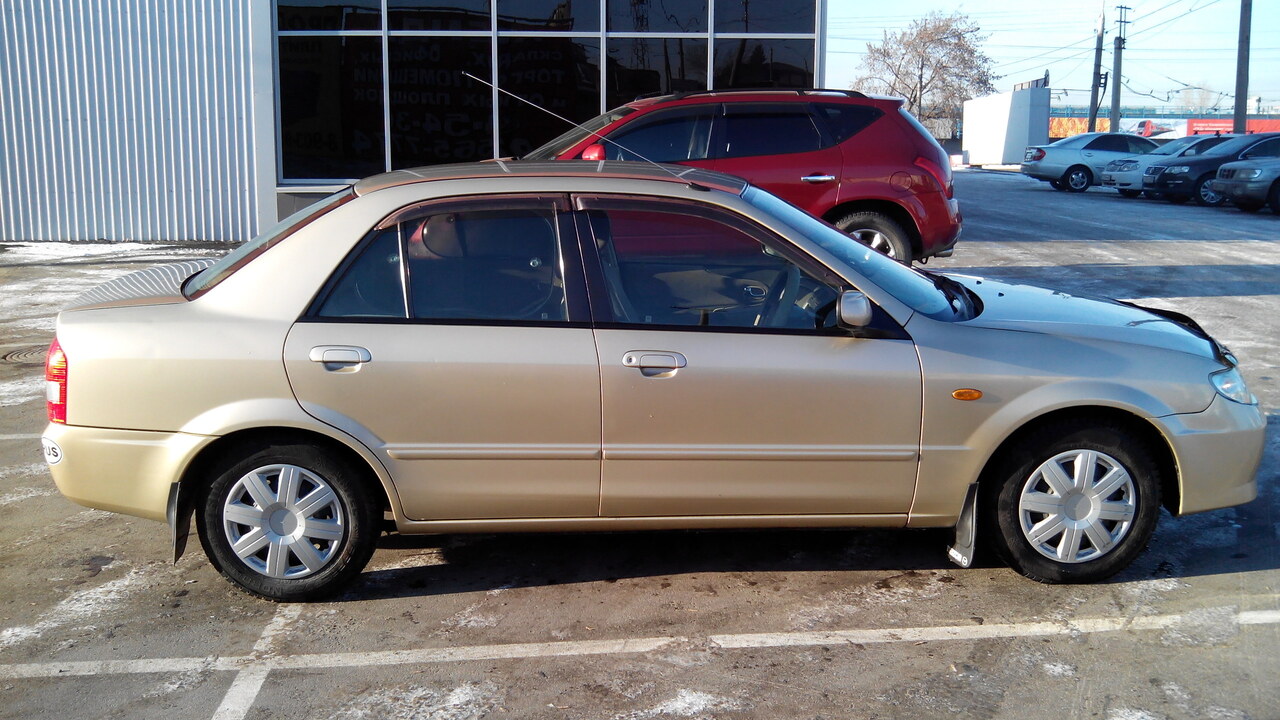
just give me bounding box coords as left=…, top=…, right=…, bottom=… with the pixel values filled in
left=183, top=189, right=354, bottom=298
left=523, top=107, right=637, bottom=160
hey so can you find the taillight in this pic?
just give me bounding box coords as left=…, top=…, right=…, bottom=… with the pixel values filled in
left=1029, top=148, right=1046, bottom=161
left=914, top=155, right=954, bottom=199
left=46, top=338, right=67, bottom=424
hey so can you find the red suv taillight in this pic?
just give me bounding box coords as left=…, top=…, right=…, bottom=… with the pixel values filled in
left=46, top=338, right=67, bottom=424
left=914, top=155, right=954, bottom=199
left=1028, top=148, right=1046, bottom=162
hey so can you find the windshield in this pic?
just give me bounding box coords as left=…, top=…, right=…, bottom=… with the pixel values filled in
left=184, top=189, right=354, bottom=298
left=523, top=107, right=638, bottom=160
left=743, top=187, right=960, bottom=320
left=1149, top=136, right=1202, bottom=155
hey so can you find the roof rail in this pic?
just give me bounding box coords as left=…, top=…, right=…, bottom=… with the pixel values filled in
left=635, top=88, right=868, bottom=102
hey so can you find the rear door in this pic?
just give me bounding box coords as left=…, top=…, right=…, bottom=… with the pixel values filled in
left=283, top=195, right=602, bottom=521
left=710, top=103, right=844, bottom=216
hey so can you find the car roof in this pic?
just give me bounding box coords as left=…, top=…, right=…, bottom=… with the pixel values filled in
left=352, top=160, right=750, bottom=197
left=624, top=88, right=903, bottom=109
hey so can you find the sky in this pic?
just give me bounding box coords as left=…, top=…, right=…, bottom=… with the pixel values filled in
left=823, top=0, right=1280, bottom=112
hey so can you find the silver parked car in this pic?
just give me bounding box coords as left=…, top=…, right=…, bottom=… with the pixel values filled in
left=1101, top=134, right=1235, bottom=198
left=1022, top=132, right=1158, bottom=192
left=1214, top=156, right=1280, bottom=213
left=44, top=162, right=1263, bottom=601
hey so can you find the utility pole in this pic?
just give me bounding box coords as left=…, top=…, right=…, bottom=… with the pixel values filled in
left=1087, top=4, right=1106, bottom=132
left=1109, top=5, right=1130, bottom=133
left=1233, top=0, right=1252, bottom=133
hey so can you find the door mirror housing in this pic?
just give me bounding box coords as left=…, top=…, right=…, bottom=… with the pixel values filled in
left=581, top=143, right=607, bottom=161
left=836, top=290, right=873, bottom=329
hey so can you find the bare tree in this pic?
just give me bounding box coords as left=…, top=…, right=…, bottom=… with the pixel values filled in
left=853, top=12, right=997, bottom=139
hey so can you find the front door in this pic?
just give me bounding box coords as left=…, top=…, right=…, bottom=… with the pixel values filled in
left=577, top=196, right=922, bottom=518
left=284, top=196, right=601, bottom=521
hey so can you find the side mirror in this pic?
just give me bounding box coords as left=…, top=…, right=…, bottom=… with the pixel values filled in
left=836, top=290, right=873, bottom=329
left=581, top=143, right=607, bottom=161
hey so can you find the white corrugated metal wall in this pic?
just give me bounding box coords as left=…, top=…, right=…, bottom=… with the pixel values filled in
left=0, top=1, right=272, bottom=243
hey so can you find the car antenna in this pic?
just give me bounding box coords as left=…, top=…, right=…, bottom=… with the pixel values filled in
left=461, top=71, right=710, bottom=191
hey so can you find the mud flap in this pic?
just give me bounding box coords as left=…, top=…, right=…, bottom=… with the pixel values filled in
left=946, top=483, right=978, bottom=569
left=167, top=483, right=191, bottom=563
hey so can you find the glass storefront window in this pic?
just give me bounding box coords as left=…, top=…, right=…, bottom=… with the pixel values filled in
left=606, top=0, right=706, bottom=33
left=606, top=38, right=707, bottom=109
left=713, top=38, right=813, bottom=89
left=497, top=0, right=599, bottom=32
left=713, top=0, right=815, bottom=33
left=278, top=0, right=381, bottom=31
left=389, top=38, right=494, bottom=168
left=278, top=37, right=385, bottom=179
left=498, top=38, right=601, bottom=158
left=388, top=0, right=491, bottom=31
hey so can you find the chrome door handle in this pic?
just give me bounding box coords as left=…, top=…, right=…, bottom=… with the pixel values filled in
left=309, top=345, right=372, bottom=364
left=801, top=174, right=836, bottom=183
left=622, top=351, right=687, bottom=377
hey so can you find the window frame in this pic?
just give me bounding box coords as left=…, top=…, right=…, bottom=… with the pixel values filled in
left=572, top=193, right=868, bottom=336
left=302, top=193, right=593, bottom=327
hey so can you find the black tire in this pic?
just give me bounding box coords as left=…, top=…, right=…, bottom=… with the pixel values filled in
left=1192, top=175, right=1224, bottom=207
left=833, top=211, right=913, bottom=262
left=1235, top=201, right=1264, bottom=213
left=981, top=420, right=1162, bottom=584
left=1061, top=166, right=1092, bottom=192
left=1118, top=189, right=1142, bottom=198
left=1048, top=179, right=1064, bottom=191
left=1269, top=181, right=1280, bottom=214
left=196, top=443, right=380, bottom=601
left=1143, top=190, right=1166, bottom=200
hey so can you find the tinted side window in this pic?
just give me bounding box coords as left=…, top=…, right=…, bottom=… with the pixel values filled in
left=318, top=228, right=406, bottom=318
left=406, top=208, right=567, bottom=322
left=814, top=103, right=882, bottom=144
left=1085, top=135, right=1126, bottom=152
left=585, top=203, right=838, bottom=330
left=604, top=107, right=715, bottom=162
left=1183, top=137, right=1230, bottom=156
left=1244, top=138, right=1280, bottom=158
left=722, top=104, right=823, bottom=158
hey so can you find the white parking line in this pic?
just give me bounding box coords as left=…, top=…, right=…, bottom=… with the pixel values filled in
left=0, top=607, right=1276, bottom=684
left=209, top=604, right=301, bottom=720
left=0, top=434, right=40, bottom=441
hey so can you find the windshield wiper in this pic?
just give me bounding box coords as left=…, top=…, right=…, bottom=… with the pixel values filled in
left=925, top=272, right=974, bottom=318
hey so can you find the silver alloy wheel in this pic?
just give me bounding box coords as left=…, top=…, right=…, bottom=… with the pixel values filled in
left=849, top=228, right=898, bottom=259
left=1066, top=168, right=1090, bottom=191
left=221, top=463, right=346, bottom=579
left=1017, top=449, right=1136, bottom=563
left=1198, top=181, right=1221, bottom=205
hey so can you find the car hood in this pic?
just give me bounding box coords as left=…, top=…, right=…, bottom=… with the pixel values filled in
left=66, top=259, right=217, bottom=312
left=947, top=274, right=1217, bottom=359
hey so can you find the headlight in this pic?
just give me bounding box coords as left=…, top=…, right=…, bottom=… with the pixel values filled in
left=1239, top=169, right=1263, bottom=180
left=1118, top=161, right=1138, bottom=171
left=1167, top=165, right=1191, bottom=174
left=1211, top=367, right=1257, bottom=405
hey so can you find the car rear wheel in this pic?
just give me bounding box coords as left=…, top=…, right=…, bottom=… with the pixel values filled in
left=196, top=443, right=380, bottom=601
left=833, top=211, right=912, bottom=262
left=983, top=420, right=1161, bottom=583
left=1193, top=175, right=1224, bottom=206
left=1062, top=166, right=1092, bottom=192
left=1118, top=189, right=1142, bottom=198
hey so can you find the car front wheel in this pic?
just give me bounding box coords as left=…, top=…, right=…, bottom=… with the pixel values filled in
left=833, top=211, right=913, bottom=262
left=984, top=421, right=1162, bottom=583
left=1062, top=166, right=1092, bottom=192
left=196, top=443, right=380, bottom=601
left=1193, top=175, right=1224, bottom=206
left=1118, top=189, right=1142, bottom=198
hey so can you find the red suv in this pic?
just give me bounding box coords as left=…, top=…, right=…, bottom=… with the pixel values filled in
left=524, top=89, right=961, bottom=262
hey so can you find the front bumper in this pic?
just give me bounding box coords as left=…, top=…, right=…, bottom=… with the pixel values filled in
left=1143, top=173, right=1193, bottom=195
left=1158, top=394, right=1265, bottom=515
left=1101, top=171, right=1141, bottom=190
left=1213, top=179, right=1272, bottom=205
left=42, top=423, right=214, bottom=522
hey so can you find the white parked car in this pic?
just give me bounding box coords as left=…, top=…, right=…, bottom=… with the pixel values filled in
left=1022, top=133, right=1158, bottom=192
left=1101, top=134, right=1236, bottom=198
